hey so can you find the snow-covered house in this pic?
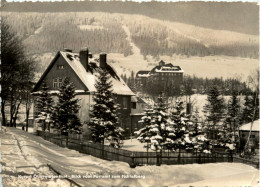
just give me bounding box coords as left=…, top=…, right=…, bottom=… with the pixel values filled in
left=32, top=48, right=141, bottom=137
left=239, top=119, right=259, bottom=146
left=129, top=96, right=148, bottom=136
left=136, top=60, right=184, bottom=95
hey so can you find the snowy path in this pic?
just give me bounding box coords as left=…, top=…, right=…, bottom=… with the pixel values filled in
left=0, top=127, right=69, bottom=186
left=1, top=127, right=259, bottom=187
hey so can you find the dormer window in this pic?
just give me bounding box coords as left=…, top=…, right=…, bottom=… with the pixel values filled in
left=57, top=65, right=64, bottom=70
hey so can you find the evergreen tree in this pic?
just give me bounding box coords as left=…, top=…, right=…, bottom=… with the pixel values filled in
left=135, top=107, right=155, bottom=149
left=203, top=86, right=225, bottom=140
left=88, top=69, right=123, bottom=148
left=241, top=93, right=259, bottom=124
left=170, top=98, right=192, bottom=151
left=35, top=81, right=53, bottom=131
left=54, top=77, right=82, bottom=134
left=189, top=109, right=211, bottom=153
left=150, top=95, right=175, bottom=151
left=219, top=90, right=240, bottom=150
left=135, top=95, right=175, bottom=151
left=241, top=94, right=253, bottom=124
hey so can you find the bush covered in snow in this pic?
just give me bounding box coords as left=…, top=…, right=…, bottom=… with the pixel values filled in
left=135, top=96, right=212, bottom=154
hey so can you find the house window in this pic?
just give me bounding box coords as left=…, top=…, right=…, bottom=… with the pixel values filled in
left=122, top=97, right=128, bottom=109
left=250, top=134, right=255, bottom=139
left=132, top=102, right=136, bottom=109
left=57, top=65, right=64, bottom=69
left=53, top=78, right=63, bottom=88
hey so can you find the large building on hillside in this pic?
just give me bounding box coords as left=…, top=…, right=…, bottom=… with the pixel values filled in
left=32, top=48, right=145, bottom=137
left=136, top=60, right=184, bottom=95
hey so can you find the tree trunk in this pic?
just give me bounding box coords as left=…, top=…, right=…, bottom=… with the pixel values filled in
left=1, top=101, right=6, bottom=126
left=26, top=106, right=30, bottom=132
left=13, top=101, right=21, bottom=128
left=25, top=92, right=32, bottom=132
left=244, top=92, right=258, bottom=153
left=10, top=103, right=14, bottom=127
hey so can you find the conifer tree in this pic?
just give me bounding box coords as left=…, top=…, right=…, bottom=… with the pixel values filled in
left=149, top=95, right=175, bottom=151
left=135, top=107, right=155, bottom=144
left=189, top=109, right=211, bottom=153
left=135, top=95, right=175, bottom=151
left=170, top=98, right=192, bottom=151
left=241, top=93, right=259, bottom=124
left=36, top=81, right=53, bottom=131
left=241, top=94, right=253, bottom=124
left=203, top=86, right=225, bottom=140
left=54, top=77, right=82, bottom=134
left=88, top=69, right=123, bottom=148
left=219, top=90, right=240, bottom=150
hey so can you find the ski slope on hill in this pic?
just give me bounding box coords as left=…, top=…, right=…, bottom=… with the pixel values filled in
left=1, top=127, right=259, bottom=187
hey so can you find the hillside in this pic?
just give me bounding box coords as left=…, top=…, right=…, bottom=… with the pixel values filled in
left=2, top=11, right=258, bottom=81
left=2, top=12, right=258, bottom=59
left=2, top=1, right=258, bottom=35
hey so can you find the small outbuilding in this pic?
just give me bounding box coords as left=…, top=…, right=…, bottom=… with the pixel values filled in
left=239, top=119, right=259, bottom=147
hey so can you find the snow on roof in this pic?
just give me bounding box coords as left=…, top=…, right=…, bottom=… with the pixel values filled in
left=60, top=51, right=135, bottom=96
left=61, top=51, right=97, bottom=93
left=137, top=74, right=150, bottom=77
left=240, top=120, right=260, bottom=131
left=131, top=96, right=138, bottom=102
left=155, top=66, right=184, bottom=73
left=136, top=71, right=150, bottom=78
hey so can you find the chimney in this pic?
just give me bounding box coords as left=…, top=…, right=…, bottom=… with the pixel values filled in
left=100, top=53, right=107, bottom=69
left=79, top=48, right=89, bottom=72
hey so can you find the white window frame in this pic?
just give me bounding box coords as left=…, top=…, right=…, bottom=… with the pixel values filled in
left=57, top=65, right=64, bottom=69
left=53, top=77, right=63, bottom=88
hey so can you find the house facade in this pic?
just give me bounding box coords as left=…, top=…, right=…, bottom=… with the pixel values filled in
left=239, top=120, right=259, bottom=147
left=129, top=96, right=148, bottom=136
left=32, top=48, right=144, bottom=138
left=136, top=60, right=184, bottom=95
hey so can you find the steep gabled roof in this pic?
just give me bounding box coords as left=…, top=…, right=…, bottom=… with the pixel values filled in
left=32, top=51, right=135, bottom=96
left=150, top=63, right=183, bottom=74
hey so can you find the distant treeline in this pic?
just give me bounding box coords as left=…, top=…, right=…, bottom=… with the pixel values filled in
left=181, top=75, right=252, bottom=95
left=122, top=72, right=252, bottom=97
left=2, top=1, right=258, bottom=35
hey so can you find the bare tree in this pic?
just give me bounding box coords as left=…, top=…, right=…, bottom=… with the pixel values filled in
left=243, top=69, right=259, bottom=153
left=1, top=20, right=35, bottom=127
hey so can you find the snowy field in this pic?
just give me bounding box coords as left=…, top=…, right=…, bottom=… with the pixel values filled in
left=1, top=127, right=259, bottom=187
left=122, top=138, right=155, bottom=152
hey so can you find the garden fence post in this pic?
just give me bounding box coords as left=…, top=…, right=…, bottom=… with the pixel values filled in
left=229, top=150, right=233, bottom=162
left=60, top=135, right=62, bottom=147
left=198, top=154, right=201, bottom=164
left=129, top=153, right=136, bottom=168
left=156, top=153, right=161, bottom=166
left=178, top=150, right=181, bottom=164
left=66, top=136, right=68, bottom=147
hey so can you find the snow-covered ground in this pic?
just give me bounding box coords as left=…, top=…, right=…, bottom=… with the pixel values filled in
left=0, top=127, right=69, bottom=187
left=1, top=127, right=259, bottom=187
left=122, top=138, right=154, bottom=152
left=16, top=126, right=34, bottom=133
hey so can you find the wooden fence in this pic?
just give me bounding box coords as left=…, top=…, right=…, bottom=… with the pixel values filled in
left=37, top=131, right=237, bottom=168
